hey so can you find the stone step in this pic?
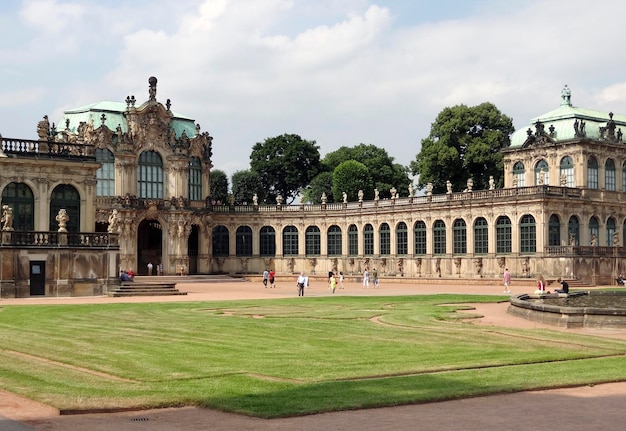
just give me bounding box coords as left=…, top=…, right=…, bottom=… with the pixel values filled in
left=108, top=282, right=187, bottom=297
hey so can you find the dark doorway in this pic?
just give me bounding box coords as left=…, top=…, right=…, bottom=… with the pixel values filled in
left=29, top=261, right=45, bottom=296
left=188, top=225, right=199, bottom=274
left=137, top=219, right=162, bottom=275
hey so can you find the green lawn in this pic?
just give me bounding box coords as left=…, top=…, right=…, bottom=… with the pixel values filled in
left=1, top=294, right=626, bottom=418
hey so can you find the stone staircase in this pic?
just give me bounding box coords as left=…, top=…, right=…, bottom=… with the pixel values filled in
left=107, top=281, right=187, bottom=297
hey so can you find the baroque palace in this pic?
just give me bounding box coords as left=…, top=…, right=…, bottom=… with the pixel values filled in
left=1, top=78, right=626, bottom=297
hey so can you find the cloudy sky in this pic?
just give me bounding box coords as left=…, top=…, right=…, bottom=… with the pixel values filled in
left=2, top=0, right=626, bottom=180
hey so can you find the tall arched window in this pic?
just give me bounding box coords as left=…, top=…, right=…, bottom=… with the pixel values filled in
left=327, top=225, right=342, bottom=256
left=363, top=224, right=374, bottom=256
left=396, top=222, right=408, bottom=255
left=496, top=216, right=512, bottom=254
left=138, top=150, right=164, bottom=198
left=453, top=219, right=466, bottom=254
left=283, top=225, right=299, bottom=256
left=607, top=218, right=616, bottom=246
left=259, top=226, right=276, bottom=256
left=548, top=214, right=561, bottom=246
left=587, top=156, right=599, bottom=189
left=1, top=182, right=34, bottom=231
left=589, top=217, right=599, bottom=245
left=559, top=156, right=574, bottom=187
left=474, top=217, right=488, bottom=255
left=535, top=159, right=549, bottom=185
left=379, top=223, right=390, bottom=255
left=606, top=159, right=616, bottom=191
left=513, top=162, right=525, bottom=187
left=520, top=214, right=536, bottom=253
left=433, top=220, right=446, bottom=255
left=49, top=184, right=80, bottom=232
left=305, top=226, right=320, bottom=256
left=568, top=216, right=580, bottom=246
left=212, top=225, right=229, bottom=257
left=414, top=221, right=426, bottom=255
left=188, top=157, right=202, bottom=201
left=95, top=148, right=115, bottom=196
left=348, top=224, right=358, bottom=256
left=235, top=225, right=252, bottom=256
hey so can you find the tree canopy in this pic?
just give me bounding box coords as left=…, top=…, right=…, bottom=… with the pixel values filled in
left=231, top=170, right=263, bottom=205
left=332, top=160, right=371, bottom=202
left=209, top=169, right=229, bottom=204
left=303, top=171, right=334, bottom=203
left=410, top=102, right=514, bottom=194
left=249, top=134, right=322, bottom=204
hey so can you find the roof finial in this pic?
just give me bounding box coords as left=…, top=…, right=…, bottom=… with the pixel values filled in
left=148, top=76, right=157, bottom=101
left=561, top=84, right=571, bottom=107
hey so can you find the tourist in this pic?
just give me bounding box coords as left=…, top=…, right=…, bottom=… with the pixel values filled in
left=269, top=269, right=275, bottom=288
left=372, top=268, right=379, bottom=289
left=147, top=262, right=154, bottom=275
left=503, top=268, right=511, bottom=293
left=328, top=270, right=334, bottom=289
left=329, top=273, right=337, bottom=294
left=262, top=269, right=269, bottom=288
left=127, top=268, right=135, bottom=280
left=556, top=278, right=569, bottom=294
left=119, top=270, right=133, bottom=282
left=339, top=271, right=344, bottom=289
left=618, top=274, right=624, bottom=286
left=363, top=268, right=369, bottom=288
left=296, top=272, right=306, bottom=296
left=535, top=274, right=546, bottom=294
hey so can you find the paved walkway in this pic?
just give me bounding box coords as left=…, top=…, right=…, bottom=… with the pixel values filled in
left=2, top=278, right=626, bottom=430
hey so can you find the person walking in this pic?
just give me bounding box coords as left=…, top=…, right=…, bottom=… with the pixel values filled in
left=296, top=272, right=306, bottom=297
left=329, top=273, right=337, bottom=294
left=339, top=272, right=344, bottom=289
left=362, top=268, right=369, bottom=288
left=147, top=262, right=153, bottom=276
left=372, top=268, right=379, bottom=289
left=269, top=269, right=276, bottom=288
left=503, top=268, right=511, bottom=293
left=262, top=269, right=269, bottom=288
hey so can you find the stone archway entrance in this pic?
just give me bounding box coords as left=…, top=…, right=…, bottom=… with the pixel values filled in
left=137, top=219, right=162, bottom=275
left=188, top=225, right=199, bottom=274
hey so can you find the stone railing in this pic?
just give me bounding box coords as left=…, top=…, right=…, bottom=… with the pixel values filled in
left=1, top=231, right=119, bottom=248
left=545, top=245, right=626, bottom=257
left=1, top=137, right=95, bottom=160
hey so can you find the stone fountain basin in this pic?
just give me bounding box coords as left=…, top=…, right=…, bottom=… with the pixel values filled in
left=508, top=291, right=626, bottom=329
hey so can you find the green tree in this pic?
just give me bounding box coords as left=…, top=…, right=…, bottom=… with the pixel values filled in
left=231, top=170, right=264, bottom=204
left=303, top=171, right=334, bottom=203
left=250, top=134, right=322, bottom=204
left=410, top=102, right=514, bottom=193
left=332, top=160, right=372, bottom=202
left=322, top=144, right=410, bottom=199
left=209, top=169, right=229, bottom=204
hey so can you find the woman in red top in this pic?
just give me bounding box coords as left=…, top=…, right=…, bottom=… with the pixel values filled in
left=269, top=270, right=275, bottom=288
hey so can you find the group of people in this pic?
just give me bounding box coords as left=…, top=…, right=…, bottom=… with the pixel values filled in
left=362, top=268, right=380, bottom=288
left=119, top=268, right=135, bottom=282
left=262, top=269, right=276, bottom=288
left=503, top=268, right=568, bottom=294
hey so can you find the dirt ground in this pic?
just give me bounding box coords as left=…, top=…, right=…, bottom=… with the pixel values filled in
left=2, top=279, right=626, bottom=431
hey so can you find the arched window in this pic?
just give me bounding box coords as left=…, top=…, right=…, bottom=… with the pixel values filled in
left=305, top=226, right=320, bottom=256
left=559, top=156, right=574, bottom=187
left=607, top=218, right=616, bottom=246
left=235, top=225, right=252, bottom=256
left=348, top=224, right=358, bottom=256
left=49, top=184, right=80, bottom=232
left=1, top=182, right=34, bottom=231
left=453, top=219, right=466, bottom=254
left=259, top=226, right=276, bottom=256
left=568, top=216, right=580, bottom=246
left=605, top=159, right=616, bottom=191
left=138, top=150, right=164, bottom=198
left=414, top=221, right=426, bottom=255
left=283, top=226, right=299, bottom=256
left=589, top=217, right=599, bottom=246
left=548, top=214, right=561, bottom=246
left=327, top=225, right=342, bottom=256
left=587, top=156, right=599, bottom=189
left=496, top=216, right=512, bottom=254
left=363, top=224, right=374, bottom=256
left=622, top=161, right=626, bottom=192
left=95, top=148, right=115, bottom=196
left=474, top=217, right=488, bottom=255
left=535, top=159, right=549, bottom=185
left=379, top=223, right=390, bottom=255
left=212, top=225, right=229, bottom=257
left=396, top=222, right=408, bottom=255
left=433, top=220, right=446, bottom=255
left=513, top=162, right=525, bottom=187
left=188, top=157, right=202, bottom=201
left=519, top=214, right=536, bottom=253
